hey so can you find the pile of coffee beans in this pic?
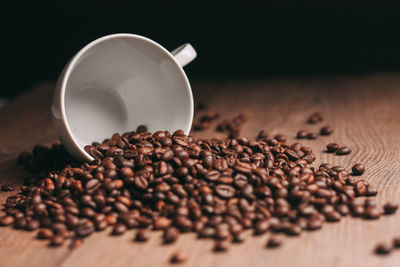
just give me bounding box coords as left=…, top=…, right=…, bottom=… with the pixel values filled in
left=0, top=114, right=398, bottom=263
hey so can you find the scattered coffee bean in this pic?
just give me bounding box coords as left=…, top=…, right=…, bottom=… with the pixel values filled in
left=393, top=237, right=400, bottom=248
left=112, top=223, right=127, bottom=235
left=308, top=112, right=323, bottom=124
left=163, top=227, right=179, bottom=243
left=326, top=143, right=339, bottom=153
left=320, top=126, right=333, bottom=136
left=352, top=163, right=365, bottom=175
left=383, top=202, right=398, bottom=215
left=364, top=206, right=381, bottom=220
left=307, top=132, right=318, bottom=140
left=170, top=250, right=187, bottom=264
left=296, top=130, right=308, bottom=139
left=336, top=146, right=351, bottom=155
left=135, top=229, right=150, bottom=242
left=38, top=228, right=53, bottom=239
left=214, top=240, right=229, bottom=252
left=50, top=234, right=65, bottom=247
left=266, top=236, right=282, bottom=248
left=1, top=184, right=14, bottom=191
left=0, top=215, right=15, bottom=226
left=375, top=242, right=392, bottom=255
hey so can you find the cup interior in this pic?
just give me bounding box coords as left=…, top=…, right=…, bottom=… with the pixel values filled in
left=63, top=35, right=193, bottom=148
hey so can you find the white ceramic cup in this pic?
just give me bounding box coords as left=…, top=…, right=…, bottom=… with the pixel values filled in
left=52, top=33, right=196, bottom=161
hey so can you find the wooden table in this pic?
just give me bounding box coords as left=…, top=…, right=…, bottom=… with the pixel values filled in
left=1, top=74, right=400, bottom=267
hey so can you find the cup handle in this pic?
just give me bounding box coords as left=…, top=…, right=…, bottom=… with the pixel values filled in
left=171, top=43, right=197, bottom=67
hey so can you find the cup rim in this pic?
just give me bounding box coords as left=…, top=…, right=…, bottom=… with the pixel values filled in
left=58, top=33, right=194, bottom=161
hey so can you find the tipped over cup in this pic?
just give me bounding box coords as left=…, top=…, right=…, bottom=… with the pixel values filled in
left=51, top=33, right=196, bottom=161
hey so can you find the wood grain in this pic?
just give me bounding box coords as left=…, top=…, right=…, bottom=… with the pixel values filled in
left=1, top=75, right=400, bottom=267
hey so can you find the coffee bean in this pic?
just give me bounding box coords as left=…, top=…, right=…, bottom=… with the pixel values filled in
left=326, top=143, right=339, bottom=153
left=163, top=227, right=179, bottom=243
left=0, top=215, right=15, bottom=226
left=135, top=229, right=150, bottom=242
left=134, top=176, right=148, bottom=190
left=50, top=234, right=65, bottom=246
left=213, top=158, right=228, bottom=171
left=364, top=206, right=381, bottom=219
left=284, top=224, right=301, bottom=236
left=308, top=112, right=323, bottom=124
left=76, top=220, right=95, bottom=237
left=254, top=219, right=269, bottom=235
left=320, top=126, right=333, bottom=135
left=1, top=184, right=14, bottom=191
left=214, top=240, right=229, bottom=252
left=170, top=250, right=187, bottom=264
left=266, top=236, right=282, bottom=248
left=307, top=219, right=322, bottom=230
left=198, top=227, right=216, bottom=238
left=352, top=163, right=365, bottom=175
left=112, top=223, right=127, bottom=235
left=375, top=243, right=391, bottom=255
left=383, top=202, right=398, bottom=215
left=215, top=185, right=236, bottom=198
left=154, top=217, right=172, bottom=230
left=25, top=219, right=40, bottom=231
left=296, top=130, right=308, bottom=139
left=232, top=232, right=245, bottom=243
left=38, top=228, right=53, bottom=239
left=336, top=146, right=351, bottom=155
left=307, top=132, right=318, bottom=140
left=393, top=237, right=400, bottom=248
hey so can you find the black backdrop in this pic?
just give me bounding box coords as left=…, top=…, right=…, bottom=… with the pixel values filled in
left=2, top=6, right=400, bottom=97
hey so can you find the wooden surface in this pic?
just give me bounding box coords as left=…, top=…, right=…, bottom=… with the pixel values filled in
left=1, top=74, right=400, bottom=267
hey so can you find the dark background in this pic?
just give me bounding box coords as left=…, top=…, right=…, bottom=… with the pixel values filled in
left=2, top=6, right=400, bottom=97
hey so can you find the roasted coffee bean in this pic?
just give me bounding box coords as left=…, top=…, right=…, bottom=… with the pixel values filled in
left=326, top=143, right=339, bottom=153
left=393, top=237, right=400, bottom=248
left=364, top=206, right=381, bottom=220
left=50, top=234, right=65, bottom=247
left=232, top=232, right=245, bottom=243
left=336, top=146, right=351, bottom=155
left=308, top=112, right=323, bottom=124
left=383, top=202, right=398, bottom=215
left=266, top=236, right=282, bottom=248
left=170, top=250, right=187, bottom=264
left=215, top=185, right=236, bottom=198
left=307, top=132, right=318, bottom=140
left=1, top=184, right=14, bottom=191
left=112, top=223, right=127, bottom=235
left=37, top=228, right=53, bottom=239
left=135, top=229, right=150, bottom=242
left=154, top=217, right=172, bottom=230
left=320, top=126, right=333, bottom=136
left=134, top=176, right=148, bottom=190
left=0, top=215, right=15, bottom=226
left=163, top=227, right=179, bottom=243
left=25, top=219, right=40, bottom=231
left=75, top=220, right=95, bottom=237
left=214, top=240, right=229, bottom=252
left=284, top=225, right=301, bottom=236
left=254, top=219, right=269, bottom=235
left=296, top=130, right=308, bottom=139
left=352, top=163, right=365, bottom=175
left=375, top=243, right=391, bottom=255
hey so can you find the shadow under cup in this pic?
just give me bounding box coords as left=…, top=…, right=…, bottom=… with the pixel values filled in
left=63, top=36, right=194, bottom=149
